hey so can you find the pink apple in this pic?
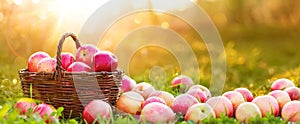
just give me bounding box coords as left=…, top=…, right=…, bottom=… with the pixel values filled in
left=171, top=75, right=194, bottom=91
left=222, top=91, right=245, bottom=110
left=189, top=85, right=212, bottom=98
left=281, top=101, right=300, bottom=122
left=37, top=58, right=57, bottom=73
left=235, top=102, right=262, bottom=124
left=28, top=52, right=50, bottom=72
left=185, top=103, right=216, bottom=123
left=149, top=91, right=175, bottom=107
left=140, top=102, right=175, bottom=124
left=268, top=90, right=291, bottom=109
left=92, top=51, right=118, bottom=72
left=171, top=94, right=199, bottom=115
left=206, top=96, right=234, bottom=118
left=132, top=82, right=155, bottom=99
left=141, top=96, right=166, bottom=109
left=116, top=91, right=144, bottom=115
left=60, top=52, right=75, bottom=70
left=67, top=62, right=91, bottom=72
left=33, top=103, right=58, bottom=123
left=120, top=75, right=136, bottom=92
left=271, top=78, right=295, bottom=91
left=82, top=100, right=112, bottom=123
left=284, top=87, right=300, bottom=100
left=14, top=98, right=36, bottom=114
left=187, top=89, right=207, bottom=103
left=252, top=95, right=280, bottom=117
left=234, top=88, right=254, bottom=102
left=75, top=44, right=100, bottom=66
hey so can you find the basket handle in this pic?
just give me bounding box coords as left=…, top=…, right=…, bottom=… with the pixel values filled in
left=54, top=32, right=81, bottom=80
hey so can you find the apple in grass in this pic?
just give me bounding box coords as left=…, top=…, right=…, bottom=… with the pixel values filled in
left=28, top=51, right=50, bottom=72
left=33, top=103, right=58, bottom=123
left=92, top=51, right=118, bottom=72
left=149, top=91, right=174, bottom=107
left=120, top=75, right=136, bottom=92
left=189, top=85, right=212, bottom=98
left=185, top=103, right=216, bottom=123
left=268, top=90, right=291, bottom=109
left=60, top=52, right=75, bottom=70
left=75, top=44, right=100, bottom=66
left=206, top=96, right=234, bottom=118
left=67, top=62, right=91, bottom=72
left=284, top=87, right=300, bottom=100
left=82, top=100, right=112, bottom=123
left=187, top=89, right=208, bottom=103
left=222, top=91, right=245, bottom=110
left=235, top=102, right=262, bottom=124
left=171, top=75, right=194, bottom=92
left=116, top=91, right=144, bottom=115
left=171, top=94, right=199, bottom=115
left=271, top=78, right=295, bottom=91
left=281, top=101, right=300, bottom=122
left=141, top=96, right=166, bottom=109
left=14, top=98, right=36, bottom=115
left=132, top=82, right=155, bottom=99
left=234, top=88, right=254, bottom=102
left=37, top=58, right=57, bottom=73
left=140, top=102, right=175, bottom=124
left=252, top=95, right=280, bottom=117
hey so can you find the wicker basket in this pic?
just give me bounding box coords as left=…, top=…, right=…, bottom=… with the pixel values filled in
left=18, top=32, right=123, bottom=118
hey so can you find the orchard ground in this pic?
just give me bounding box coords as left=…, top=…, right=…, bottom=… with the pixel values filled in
left=1, top=26, right=300, bottom=123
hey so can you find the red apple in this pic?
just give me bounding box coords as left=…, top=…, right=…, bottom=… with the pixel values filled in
left=141, top=96, right=166, bottom=109
left=67, top=62, right=91, bottom=72
left=149, top=91, right=175, bottom=107
left=116, top=91, right=144, bottom=115
left=37, top=58, right=57, bottom=73
left=187, top=89, right=208, bottom=103
left=14, top=98, right=36, bottom=114
left=284, top=87, right=300, bottom=100
left=171, top=94, right=199, bottom=115
left=120, top=75, right=136, bottom=92
left=171, top=75, right=194, bottom=92
left=189, top=85, right=212, bottom=98
left=60, top=52, right=75, bottom=70
left=268, top=90, right=291, bottom=109
left=185, top=103, right=216, bottom=123
left=92, top=51, right=118, bottom=72
left=33, top=103, right=57, bottom=123
left=132, top=82, right=155, bottom=99
left=206, top=96, right=234, bottom=118
left=235, top=102, right=262, bottom=124
left=82, top=100, right=112, bottom=123
left=140, top=102, right=175, bottom=124
left=28, top=52, right=50, bottom=72
left=252, top=95, right=280, bottom=117
left=222, top=91, right=245, bottom=110
left=281, top=101, right=300, bottom=122
left=271, top=78, right=295, bottom=91
left=75, top=44, right=100, bottom=66
left=234, top=88, right=254, bottom=102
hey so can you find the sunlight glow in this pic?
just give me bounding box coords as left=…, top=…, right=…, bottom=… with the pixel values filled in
left=13, top=0, right=23, bottom=5
left=52, top=0, right=109, bottom=33
left=32, top=0, right=40, bottom=4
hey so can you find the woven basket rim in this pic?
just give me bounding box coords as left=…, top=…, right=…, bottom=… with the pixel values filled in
left=18, top=68, right=124, bottom=75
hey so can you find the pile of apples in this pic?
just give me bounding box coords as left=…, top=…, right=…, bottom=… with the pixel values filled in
left=82, top=76, right=300, bottom=124
left=14, top=98, right=58, bottom=123
left=27, top=44, right=118, bottom=73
